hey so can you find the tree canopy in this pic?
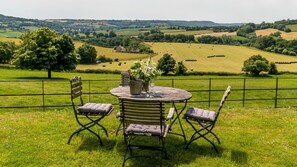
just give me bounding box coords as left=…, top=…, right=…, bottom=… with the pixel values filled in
left=0, top=41, right=17, bottom=64
left=12, top=27, right=78, bottom=78
left=242, top=55, right=270, bottom=76
left=77, top=43, right=97, bottom=64
left=157, top=53, right=176, bottom=75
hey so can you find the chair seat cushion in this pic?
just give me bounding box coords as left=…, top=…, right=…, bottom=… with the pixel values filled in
left=125, top=124, right=169, bottom=137
left=184, top=107, right=217, bottom=122
left=78, top=103, right=112, bottom=115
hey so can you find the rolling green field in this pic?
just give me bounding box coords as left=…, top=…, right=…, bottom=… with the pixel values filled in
left=0, top=29, right=22, bottom=38
left=2, top=37, right=297, bottom=73
left=161, top=29, right=213, bottom=35
left=79, top=42, right=297, bottom=73
left=286, top=24, right=297, bottom=32
left=0, top=69, right=297, bottom=166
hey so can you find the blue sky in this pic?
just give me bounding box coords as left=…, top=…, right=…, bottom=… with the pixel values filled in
left=0, top=0, right=296, bottom=23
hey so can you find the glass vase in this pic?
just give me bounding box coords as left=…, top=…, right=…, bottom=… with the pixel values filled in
left=143, top=80, right=150, bottom=92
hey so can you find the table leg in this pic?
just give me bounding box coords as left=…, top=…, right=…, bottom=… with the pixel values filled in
left=169, top=100, right=188, bottom=144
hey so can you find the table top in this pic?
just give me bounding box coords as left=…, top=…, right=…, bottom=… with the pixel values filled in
left=110, top=86, right=192, bottom=102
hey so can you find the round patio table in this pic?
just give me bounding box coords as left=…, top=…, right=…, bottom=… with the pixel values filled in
left=110, top=86, right=192, bottom=143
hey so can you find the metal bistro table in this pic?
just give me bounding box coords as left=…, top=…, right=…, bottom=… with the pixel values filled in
left=110, top=86, right=192, bottom=143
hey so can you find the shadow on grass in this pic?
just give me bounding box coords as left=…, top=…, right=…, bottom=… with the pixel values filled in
left=231, top=150, right=248, bottom=165
left=75, top=136, right=117, bottom=152
left=72, top=134, right=249, bottom=166
left=114, top=135, right=224, bottom=167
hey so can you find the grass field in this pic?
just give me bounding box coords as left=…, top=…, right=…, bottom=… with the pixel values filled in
left=0, top=37, right=20, bottom=43
left=0, top=68, right=297, bottom=166
left=2, top=37, right=297, bottom=73
left=286, top=24, right=297, bottom=32
left=0, top=29, right=22, bottom=38
left=148, top=42, right=297, bottom=73
left=161, top=29, right=213, bottom=35
left=75, top=42, right=297, bottom=73
left=195, top=31, right=236, bottom=38
left=256, top=28, right=297, bottom=40
left=0, top=107, right=296, bottom=167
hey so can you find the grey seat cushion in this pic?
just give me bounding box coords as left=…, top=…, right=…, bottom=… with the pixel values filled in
left=184, top=107, right=217, bottom=122
left=125, top=124, right=169, bottom=137
left=78, top=103, right=112, bottom=115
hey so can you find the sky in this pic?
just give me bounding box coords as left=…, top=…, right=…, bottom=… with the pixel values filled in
left=0, top=0, right=296, bottom=23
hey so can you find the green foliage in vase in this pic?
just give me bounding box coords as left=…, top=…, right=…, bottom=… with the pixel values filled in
left=130, top=55, right=162, bottom=82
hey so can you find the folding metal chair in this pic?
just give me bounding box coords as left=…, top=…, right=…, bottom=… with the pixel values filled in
left=120, top=98, right=175, bottom=166
left=68, top=76, right=113, bottom=146
left=183, top=86, right=231, bottom=153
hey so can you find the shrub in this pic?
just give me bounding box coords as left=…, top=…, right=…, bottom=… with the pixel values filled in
left=175, top=61, right=187, bottom=75
left=242, top=55, right=269, bottom=76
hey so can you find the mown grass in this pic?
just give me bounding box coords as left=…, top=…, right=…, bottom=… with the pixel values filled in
left=0, top=107, right=296, bottom=166
left=1, top=69, right=297, bottom=166
left=256, top=28, right=297, bottom=40
left=2, top=68, right=297, bottom=109
left=74, top=42, right=297, bottom=73
left=0, top=37, right=20, bottom=43
left=161, top=29, right=213, bottom=35
left=194, top=31, right=236, bottom=38
left=286, top=24, right=297, bottom=32
left=80, top=42, right=297, bottom=73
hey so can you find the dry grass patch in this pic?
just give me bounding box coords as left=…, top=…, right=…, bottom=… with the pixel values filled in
left=0, top=37, right=20, bottom=43
left=195, top=32, right=236, bottom=38
left=256, top=28, right=297, bottom=40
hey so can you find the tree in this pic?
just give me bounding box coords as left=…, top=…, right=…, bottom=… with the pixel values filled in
left=77, top=43, right=97, bottom=64
left=242, top=55, right=269, bottom=76
left=175, top=61, right=187, bottom=75
left=0, top=41, right=17, bottom=64
left=269, top=62, right=278, bottom=75
left=12, top=28, right=78, bottom=78
left=157, top=53, right=176, bottom=75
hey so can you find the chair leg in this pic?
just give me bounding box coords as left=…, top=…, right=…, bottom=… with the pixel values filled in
left=209, top=130, right=221, bottom=144
left=86, top=115, right=109, bottom=137
left=116, top=121, right=122, bottom=136
left=68, top=127, right=83, bottom=144
left=185, top=119, right=220, bottom=153
left=68, top=118, right=104, bottom=146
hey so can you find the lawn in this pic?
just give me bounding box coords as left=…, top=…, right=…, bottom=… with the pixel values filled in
left=0, top=107, right=296, bottom=166
left=0, top=69, right=297, bottom=166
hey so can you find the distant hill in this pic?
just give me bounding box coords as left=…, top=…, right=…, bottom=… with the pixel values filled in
left=0, top=14, right=243, bottom=34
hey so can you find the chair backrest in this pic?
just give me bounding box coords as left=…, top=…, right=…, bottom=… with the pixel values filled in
left=120, top=98, right=165, bottom=126
left=120, top=71, right=130, bottom=86
left=70, top=76, right=83, bottom=105
left=216, top=86, right=231, bottom=120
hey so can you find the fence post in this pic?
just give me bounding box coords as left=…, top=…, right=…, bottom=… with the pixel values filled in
left=171, top=78, right=174, bottom=88
left=243, top=78, right=246, bottom=107
left=275, top=77, right=278, bottom=108
left=42, top=80, right=45, bottom=111
left=88, top=80, right=91, bottom=102
left=208, top=78, right=211, bottom=107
